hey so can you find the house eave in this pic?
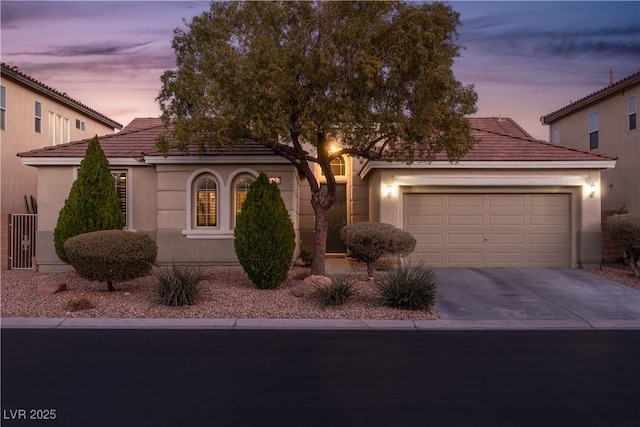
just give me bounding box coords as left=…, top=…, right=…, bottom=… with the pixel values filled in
left=143, top=155, right=291, bottom=164
left=20, top=157, right=149, bottom=167
left=359, top=160, right=617, bottom=179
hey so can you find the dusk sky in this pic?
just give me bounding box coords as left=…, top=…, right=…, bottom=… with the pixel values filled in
left=2, top=1, right=639, bottom=140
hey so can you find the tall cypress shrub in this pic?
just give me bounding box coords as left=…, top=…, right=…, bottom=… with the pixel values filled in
left=234, top=173, right=295, bottom=289
left=53, top=136, right=125, bottom=263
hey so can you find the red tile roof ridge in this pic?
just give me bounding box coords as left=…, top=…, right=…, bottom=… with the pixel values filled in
left=1, top=62, right=123, bottom=129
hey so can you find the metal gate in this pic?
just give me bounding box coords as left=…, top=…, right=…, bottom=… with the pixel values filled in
left=10, top=214, right=37, bottom=269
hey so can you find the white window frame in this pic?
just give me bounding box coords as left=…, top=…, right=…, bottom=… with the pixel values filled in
left=551, top=127, right=560, bottom=144
left=76, top=118, right=86, bottom=131
left=588, top=111, right=599, bottom=150
left=232, top=172, right=258, bottom=228
left=49, top=112, right=70, bottom=145
left=35, top=101, right=42, bottom=133
left=629, top=96, right=637, bottom=131
left=0, top=85, right=6, bottom=131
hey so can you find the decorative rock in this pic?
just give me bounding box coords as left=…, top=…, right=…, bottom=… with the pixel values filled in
left=291, top=275, right=331, bottom=298
left=37, top=282, right=67, bottom=296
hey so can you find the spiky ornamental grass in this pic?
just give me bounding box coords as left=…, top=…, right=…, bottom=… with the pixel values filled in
left=376, top=265, right=436, bottom=310
left=313, top=277, right=356, bottom=306
left=153, top=263, right=209, bottom=307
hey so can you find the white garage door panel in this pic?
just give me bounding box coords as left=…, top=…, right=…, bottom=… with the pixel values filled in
left=404, top=193, right=571, bottom=267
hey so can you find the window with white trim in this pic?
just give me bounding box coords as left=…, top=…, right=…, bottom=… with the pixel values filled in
left=76, top=119, right=86, bottom=131
left=629, top=96, right=637, bottom=131
left=588, top=111, right=599, bottom=150
left=35, top=101, right=42, bottom=133
left=0, top=85, right=6, bottom=131
left=194, top=174, right=217, bottom=227
left=111, top=171, right=127, bottom=228
left=48, top=112, right=70, bottom=145
left=234, top=174, right=255, bottom=221
left=321, top=156, right=346, bottom=176
left=551, top=127, right=560, bottom=144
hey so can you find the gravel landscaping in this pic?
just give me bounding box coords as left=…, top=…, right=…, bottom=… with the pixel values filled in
left=0, top=266, right=439, bottom=320
left=2, top=263, right=637, bottom=320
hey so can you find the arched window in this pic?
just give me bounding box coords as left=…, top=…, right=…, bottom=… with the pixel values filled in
left=195, top=174, right=217, bottom=227
left=234, top=174, right=255, bottom=218
left=321, top=156, right=346, bottom=176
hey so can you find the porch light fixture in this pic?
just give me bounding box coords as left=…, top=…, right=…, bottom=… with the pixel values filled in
left=589, top=183, right=597, bottom=198
left=268, top=176, right=281, bottom=185
left=385, top=184, right=394, bottom=198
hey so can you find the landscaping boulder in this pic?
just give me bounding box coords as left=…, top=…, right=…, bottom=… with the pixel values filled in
left=37, top=282, right=67, bottom=296
left=291, top=275, right=331, bottom=298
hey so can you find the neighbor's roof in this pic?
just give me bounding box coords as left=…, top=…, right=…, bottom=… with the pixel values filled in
left=1, top=63, right=123, bottom=130
left=17, top=117, right=277, bottom=161
left=541, top=71, right=640, bottom=124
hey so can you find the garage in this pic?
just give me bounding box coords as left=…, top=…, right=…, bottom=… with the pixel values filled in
left=403, top=193, right=571, bottom=267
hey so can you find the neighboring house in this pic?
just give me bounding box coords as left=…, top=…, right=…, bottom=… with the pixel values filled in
left=19, top=117, right=615, bottom=273
left=1, top=63, right=122, bottom=269
left=541, top=71, right=639, bottom=214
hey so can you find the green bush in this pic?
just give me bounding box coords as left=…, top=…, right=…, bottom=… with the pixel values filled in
left=234, top=173, right=295, bottom=289
left=299, top=247, right=314, bottom=266
left=64, top=230, right=157, bottom=291
left=153, top=264, right=209, bottom=306
left=313, top=277, right=356, bottom=306
left=376, top=265, right=436, bottom=310
left=54, top=136, right=125, bottom=263
left=341, top=222, right=417, bottom=279
left=605, top=212, right=640, bottom=277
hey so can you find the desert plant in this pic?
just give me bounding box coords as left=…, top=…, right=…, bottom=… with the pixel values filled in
left=234, top=173, right=296, bottom=289
left=299, top=247, right=314, bottom=267
left=341, top=222, right=417, bottom=279
left=313, top=277, right=356, bottom=306
left=605, top=212, right=640, bottom=278
left=54, top=136, right=125, bottom=263
left=66, top=297, right=95, bottom=312
left=64, top=230, right=157, bottom=291
left=153, top=263, right=209, bottom=306
left=376, top=265, right=436, bottom=310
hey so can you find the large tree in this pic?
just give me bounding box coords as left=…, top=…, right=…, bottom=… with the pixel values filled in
left=157, top=1, right=477, bottom=275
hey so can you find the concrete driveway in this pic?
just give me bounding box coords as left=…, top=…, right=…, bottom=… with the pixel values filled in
left=434, top=268, right=640, bottom=328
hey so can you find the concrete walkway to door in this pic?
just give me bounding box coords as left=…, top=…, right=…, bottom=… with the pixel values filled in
left=434, top=267, right=640, bottom=329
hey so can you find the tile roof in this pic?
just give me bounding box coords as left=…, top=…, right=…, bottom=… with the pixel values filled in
left=18, top=116, right=615, bottom=163
left=17, top=118, right=276, bottom=159
left=1, top=62, right=123, bottom=130
left=541, top=71, right=640, bottom=124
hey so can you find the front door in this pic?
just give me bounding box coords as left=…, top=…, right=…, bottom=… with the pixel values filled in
left=321, top=184, right=347, bottom=253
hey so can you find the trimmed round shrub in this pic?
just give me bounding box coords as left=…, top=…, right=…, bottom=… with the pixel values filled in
left=341, top=222, right=417, bottom=278
left=234, top=173, right=295, bottom=289
left=376, top=265, right=436, bottom=310
left=54, top=136, right=125, bottom=263
left=605, top=212, right=640, bottom=277
left=64, top=230, right=157, bottom=291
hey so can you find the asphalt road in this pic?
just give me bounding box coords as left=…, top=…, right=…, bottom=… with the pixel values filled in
left=2, top=329, right=639, bottom=427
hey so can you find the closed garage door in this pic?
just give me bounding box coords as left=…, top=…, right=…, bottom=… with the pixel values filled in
left=403, top=193, right=571, bottom=267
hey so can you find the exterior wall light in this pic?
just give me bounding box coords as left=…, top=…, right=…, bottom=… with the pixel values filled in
left=385, top=184, right=394, bottom=198
left=589, top=183, right=597, bottom=198
left=269, top=176, right=281, bottom=185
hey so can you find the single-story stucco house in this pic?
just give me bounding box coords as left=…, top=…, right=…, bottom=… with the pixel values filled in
left=19, top=117, right=615, bottom=273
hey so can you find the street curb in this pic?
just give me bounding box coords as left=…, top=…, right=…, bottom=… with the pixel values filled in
left=2, top=317, right=638, bottom=330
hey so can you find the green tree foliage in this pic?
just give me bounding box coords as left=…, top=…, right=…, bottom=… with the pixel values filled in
left=157, top=1, right=477, bottom=275
left=341, top=222, right=417, bottom=279
left=53, top=136, right=125, bottom=263
left=234, top=173, right=295, bottom=289
left=605, top=213, right=640, bottom=278
left=64, top=230, right=157, bottom=291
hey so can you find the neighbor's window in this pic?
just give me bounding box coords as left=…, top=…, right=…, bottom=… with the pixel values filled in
left=48, top=112, right=70, bottom=145
left=35, top=101, right=42, bottom=133
left=195, top=174, right=217, bottom=227
left=0, top=85, right=6, bottom=131
left=234, top=174, right=255, bottom=220
left=589, top=111, right=599, bottom=150
left=551, top=127, right=560, bottom=144
left=629, top=96, right=637, bottom=131
left=111, top=171, right=127, bottom=228
left=76, top=119, right=86, bottom=131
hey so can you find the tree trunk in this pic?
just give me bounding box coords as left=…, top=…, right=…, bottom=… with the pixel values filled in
left=107, top=280, right=116, bottom=292
left=311, top=204, right=329, bottom=276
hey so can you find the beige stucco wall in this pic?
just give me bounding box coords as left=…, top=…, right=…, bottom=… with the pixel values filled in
left=547, top=85, right=640, bottom=212
left=368, top=167, right=606, bottom=269
left=1, top=78, right=117, bottom=216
